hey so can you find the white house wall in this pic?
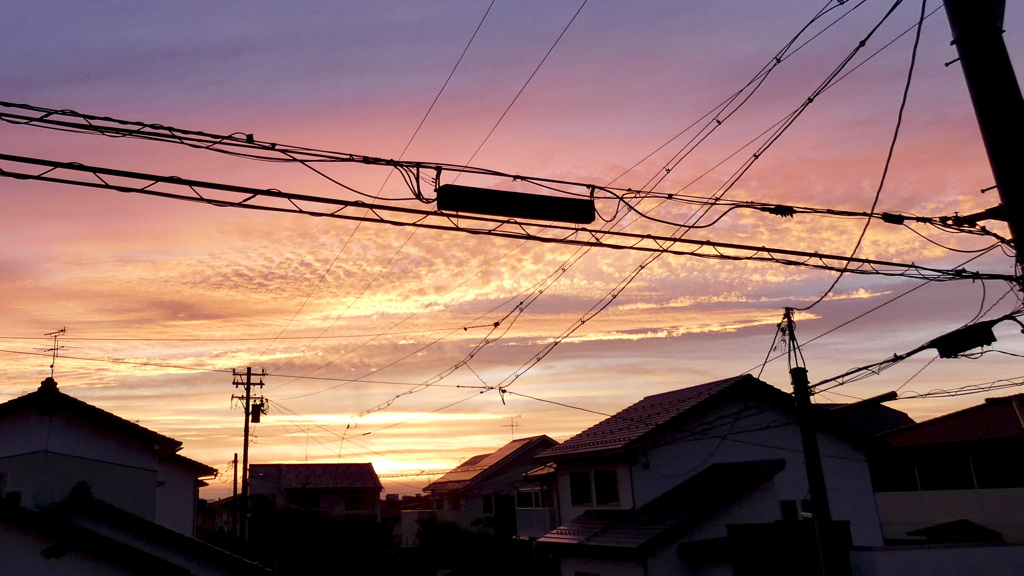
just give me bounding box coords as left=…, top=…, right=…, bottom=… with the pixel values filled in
left=636, top=399, right=882, bottom=547
left=560, top=556, right=645, bottom=576
left=156, top=460, right=200, bottom=536
left=0, top=518, right=135, bottom=576
left=0, top=452, right=157, bottom=520
left=875, top=488, right=1024, bottom=542
left=849, top=543, right=1024, bottom=576
left=553, top=397, right=883, bottom=547
left=0, top=410, right=160, bottom=519
left=640, top=479, right=782, bottom=576
left=556, top=461, right=633, bottom=525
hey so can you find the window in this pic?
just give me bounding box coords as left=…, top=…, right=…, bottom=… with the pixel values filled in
left=870, top=453, right=919, bottom=492
left=569, top=469, right=620, bottom=507
left=516, top=489, right=534, bottom=509
left=593, top=469, right=619, bottom=506
left=517, top=488, right=551, bottom=509
left=286, top=489, right=320, bottom=509
left=483, top=494, right=494, bottom=515
left=917, top=451, right=974, bottom=490
left=973, top=445, right=1024, bottom=489
left=569, top=471, right=592, bottom=506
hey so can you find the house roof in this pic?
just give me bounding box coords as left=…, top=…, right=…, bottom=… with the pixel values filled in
left=882, top=394, right=1024, bottom=447
left=818, top=391, right=915, bottom=436
left=250, top=463, right=383, bottom=490
left=1, top=487, right=269, bottom=575
left=164, top=453, right=218, bottom=478
left=0, top=378, right=181, bottom=457
left=424, top=435, right=557, bottom=494
left=905, top=519, right=1003, bottom=543
left=540, top=375, right=789, bottom=460
left=539, top=459, right=786, bottom=551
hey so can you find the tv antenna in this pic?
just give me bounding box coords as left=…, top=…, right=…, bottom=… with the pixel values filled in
left=502, top=414, right=522, bottom=439
left=44, top=327, right=66, bottom=378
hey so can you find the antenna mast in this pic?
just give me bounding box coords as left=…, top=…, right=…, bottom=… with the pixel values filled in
left=44, top=327, right=66, bottom=378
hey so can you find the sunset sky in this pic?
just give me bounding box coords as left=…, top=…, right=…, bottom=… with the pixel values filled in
left=3, top=0, right=1024, bottom=498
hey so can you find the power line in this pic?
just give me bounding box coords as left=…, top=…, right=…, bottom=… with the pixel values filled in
left=458, top=0, right=588, bottom=172
left=267, top=1, right=499, bottom=372
left=2, top=154, right=1004, bottom=283
left=798, top=0, right=927, bottom=312
left=898, top=376, right=1024, bottom=399
left=743, top=244, right=1011, bottom=376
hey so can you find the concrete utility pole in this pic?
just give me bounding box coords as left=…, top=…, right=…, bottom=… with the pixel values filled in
left=232, top=452, right=239, bottom=539
left=232, top=367, right=265, bottom=543
left=784, top=309, right=841, bottom=576
left=944, top=0, right=1024, bottom=269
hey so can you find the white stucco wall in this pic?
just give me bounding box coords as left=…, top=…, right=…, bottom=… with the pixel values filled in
left=0, top=520, right=134, bottom=576
left=156, top=459, right=199, bottom=536
left=560, top=556, right=645, bottom=576
left=0, top=410, right=160, bottom=519
left=850, top=543, right=1024, bottom=576
left=875, top=488, right=1024, bottom=542
left=553, top=397, right=884, bottom=547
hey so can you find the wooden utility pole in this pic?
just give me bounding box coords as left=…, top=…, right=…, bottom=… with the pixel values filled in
left=232, top=367, right=265, bottom=543
left=944, top=0, right=1024, bottom=269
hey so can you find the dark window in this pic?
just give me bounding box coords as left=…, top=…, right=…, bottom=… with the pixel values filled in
left=516, top=489, right=534, bottom=509
left=780, top=500, right=798, bottom=520
left=483, top=494, right=494, bottom=515
left=593, top=469, right=619, bottom=506
left=917, top=451, right=974, bottom=491
left=570, top=471, right=592, bottom=506
left=286, top=489, right=320, bottom=509
left=346, top=492, right=364, bottom=511
left=870, top=452, right=920, bottom=492
left=973, top=446, right=1024, bottom=489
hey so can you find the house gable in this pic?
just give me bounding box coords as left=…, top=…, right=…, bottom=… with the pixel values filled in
left=541, top=459, right=785, bottom=553
left=249, top=463, right=383, bottom=520
left=541, top=375, right=885, bottom=551
left=424, top=435, right=558, bottom=497
left=0, top=380, right=185, bottom=518
left=0, top=379, right=216, bottom=536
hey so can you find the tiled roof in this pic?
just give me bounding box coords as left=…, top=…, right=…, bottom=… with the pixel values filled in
left=883, top=394, right=1024, bottom=447
left=251, top=463, right=382, bottom=490
left=11, top=491, right=270, bottom=575
left=0, top=378, right=181, bottom=456
left=541, top=375, right=773, bottom=460
left=539, top=459, right=785, bottom=550
left=818, top=392, right=915, bottom=436
left=424, top=435, right=556, bottom=494
left=165, top=453, right=218, bottom=477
